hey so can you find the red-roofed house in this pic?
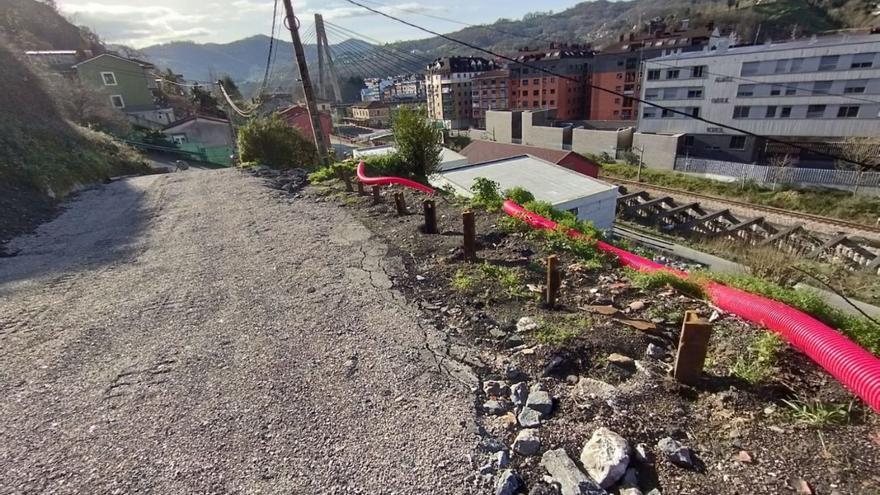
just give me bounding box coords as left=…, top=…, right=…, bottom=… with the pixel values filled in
left=458, top=140, right=599, bottom=178
left=277, top=105, right=332, bottom=150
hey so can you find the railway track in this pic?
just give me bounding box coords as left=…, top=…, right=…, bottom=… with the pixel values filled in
left=602, top=175, right=880, bottom=238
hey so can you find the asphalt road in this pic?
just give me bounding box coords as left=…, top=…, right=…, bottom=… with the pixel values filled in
left=0, top=169, right=480, bottom=494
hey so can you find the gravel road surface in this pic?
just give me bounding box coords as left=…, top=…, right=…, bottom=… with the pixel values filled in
left=0, top=170, right=480, bottom=494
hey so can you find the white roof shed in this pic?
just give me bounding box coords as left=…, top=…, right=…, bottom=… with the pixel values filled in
left=431, top=154, right=618, bottom=230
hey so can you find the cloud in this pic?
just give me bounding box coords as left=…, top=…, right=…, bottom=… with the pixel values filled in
left=319, top=2, right=445, bottom=20
left=60, top=2, right=213, bottom=46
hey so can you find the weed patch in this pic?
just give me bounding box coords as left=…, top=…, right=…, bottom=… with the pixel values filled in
left=782, top=397, right=852, bottom=428
left=535, top=315, right=592, bottom=346
left=730, top=332, right=784, bottom=384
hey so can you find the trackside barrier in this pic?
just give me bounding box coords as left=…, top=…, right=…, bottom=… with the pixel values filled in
left=501, top=200, right=880, bottom=413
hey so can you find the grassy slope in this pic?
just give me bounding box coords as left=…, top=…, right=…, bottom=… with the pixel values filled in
left=0, top=40, right=149, bottom=196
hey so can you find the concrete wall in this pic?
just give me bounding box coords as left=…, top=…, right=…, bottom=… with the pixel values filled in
left=633, top=132, right=682, bottom=170
left=522, top=110, right=570, bottom=149
left=485, top=110, right=520, bottom=143
left=571, top=127, right=634, bottom=158
left=163, top=118, right=233, bottom=148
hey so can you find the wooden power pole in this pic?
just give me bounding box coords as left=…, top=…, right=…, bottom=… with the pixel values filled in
left=281, top=0, right=330, bottom=166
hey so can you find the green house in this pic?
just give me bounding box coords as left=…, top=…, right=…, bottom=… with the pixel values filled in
left=73, top=53, right=175, bottom=129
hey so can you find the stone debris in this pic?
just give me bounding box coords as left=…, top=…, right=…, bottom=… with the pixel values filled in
left=541, top=449, right=607, bottom=495
left=628, top=301, right=646, bottom=311
left=634, top=444, right=653, bottom=464
left=657, top=437, right=696, bottom=470
left=484, top=400, right=510, bottom=416
left=619, top=488, right=642, bottom=495
left=573, top=377, right=616, bottom=401
left=607, top=353, right=634, bottom=367
left=645, top=343, right=667, bottom=360
left=510, top=382, right=529, bottom=406
left=518, top=406, right=543, bottom=428
left=517, top=317, right=540, bottom=333
left=580, top=427, right=630, bottom=488
left=495, top=469, right=522, bottom=495
left=513, top=429, right=541, bottom=456
left=259, top=167, right=309, bottom=193
left=484, top=380, right=509, bottom=398
left=526, top=390, right=554, bottom=417
left=790, top=477, right=813, bottom=495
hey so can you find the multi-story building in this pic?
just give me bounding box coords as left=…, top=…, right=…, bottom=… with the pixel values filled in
left=471, top=69, right=510, bottom=128
left=382, top=75, right=425, bottom=102
left=425, top=56, right=499, bottom=129
left=361, top=77, right=392, bottom=102
left=508, top=45, right=593, bottom=121
left=590, top=21, right=713, bottom=121
left=351, top=100, right=391, bottom=128
left=637, top=33, right=880, bottom=165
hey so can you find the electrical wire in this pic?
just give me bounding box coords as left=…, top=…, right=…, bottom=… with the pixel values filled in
left=647, top=58, right=880, bottom=105
left=325, top=27, right=422, bottom=75
left=324, top=23, right=428, bottom=70
left=323, top=20, right=431, bottom=67
left=356, top=0, right=551, bottom=46
left=219, top=80, right=258, bottom=117
left=260, top=0, right=280, bottom=94
left=341, top=0, right=873, bottom=169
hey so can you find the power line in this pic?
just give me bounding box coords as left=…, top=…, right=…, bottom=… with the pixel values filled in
left=260, top=0, right=281, bottom=94
left=648, top=58, right=880, bottom=105
left=340, top=0, right=872, bottom=169
left=356, top=0, right=550, bottom=46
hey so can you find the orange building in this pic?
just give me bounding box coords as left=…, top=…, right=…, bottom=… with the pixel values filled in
left=508, top=44, right=593, bottom=121
left=589, top=21, right=713, bottom=121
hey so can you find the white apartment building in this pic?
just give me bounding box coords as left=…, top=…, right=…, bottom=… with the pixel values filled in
left=637, top=33, right=880, bottom=165
left=425, top=57, right=499, bottom=130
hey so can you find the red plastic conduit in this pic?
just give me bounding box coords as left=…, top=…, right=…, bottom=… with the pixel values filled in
left=356, top=161, right=435, bottom=195
left=502, top=199, right=880, bottom=412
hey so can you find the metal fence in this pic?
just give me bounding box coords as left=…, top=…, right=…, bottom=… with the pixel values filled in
left=674, top=157, right=880, bottom=189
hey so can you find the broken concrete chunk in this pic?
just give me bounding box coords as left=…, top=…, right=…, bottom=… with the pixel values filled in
left=540, top=448, right=607, bottom=495
left=513, top=429, right=541, bottom=456
left=580, top=427, right=630, bottom=488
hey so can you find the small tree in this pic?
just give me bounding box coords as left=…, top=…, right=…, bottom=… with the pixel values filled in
left=392, top=106, right=442, bottom=179
left=237, top=114, right=319, bottom=170
left=837, top=136, right=880, bottom=194
left=767, top=153, right=794, bottom=190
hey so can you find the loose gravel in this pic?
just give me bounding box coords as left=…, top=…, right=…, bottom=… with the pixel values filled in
left=0, top=169, right=481, bottom=494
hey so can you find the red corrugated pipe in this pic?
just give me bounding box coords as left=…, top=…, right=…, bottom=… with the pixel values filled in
left=502, top=199, right=880, bottom=412
left=356, top=161, right=435, bottom=195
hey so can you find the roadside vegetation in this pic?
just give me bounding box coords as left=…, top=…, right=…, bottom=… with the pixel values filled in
left=599, top=162, right=880, bottom=226
left=237, top=115, right=319, bottom=170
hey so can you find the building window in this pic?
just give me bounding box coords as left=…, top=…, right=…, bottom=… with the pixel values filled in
left=765, top=106, right=777, bottom=118
left=729, top=136, right=747, bottom=150
left=644, top=89, right=659, bottom=100
left=779, top=106, right=791, bottom=118
left=689, top=107, right=700, bottom=118
left=533, top=100, right=539, bottom=107
left=687, top=88, right=703, bottom=98
left=101, top=72, right=118, bottom=86
left=522, top=80, right=529, bottom=85
left=533, top=90, right=539, bottom=96
left=837, top=105, right=860, bottom=118
left=784, top=85, right=798, bottom=96
left=818, top=55, right=839, bottom=71
left=741, top=62, right=759, bottom=76
left=812, top=81, right=832, bottom=95
left=533, top=79, right=539, bottom=84
left=789, top=58, right=804, bottom=72
left=691, top=65, right=706, bottom=78
left=550, top=89, right=555, bottom=94
left=736, top=84, right=755, bottom=97
left=550, top=100, right=555, bottom=105
left=844, top=80, right=867, bottom=94
left=851, top=53, right=874, bottom=69
left=806, top=104, right=826, bottom=118
left=522, top=90, right=528, bottom=96
left=666, top=69, right=679, bottom=79
left=732, top=106, right=750, bottom=119
left=770, top=86, right=781, bottom=96
left=773, top=59, right=788, bottom=73
left=643, top=108, right=657, bottom=119
left=110, top=95, right=125, bottom=108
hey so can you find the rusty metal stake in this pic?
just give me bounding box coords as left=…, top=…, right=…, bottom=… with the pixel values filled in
left=462, top=210, right=476, bottom=261
left=371, top=185, right=381, bottom=204
left=673, top=311, right=712, bottom=385
left=545, top=255, right=560, bottom=308
left=393, top=191, right=407, bottom=216
left=423, top=199, right=437, bottom=234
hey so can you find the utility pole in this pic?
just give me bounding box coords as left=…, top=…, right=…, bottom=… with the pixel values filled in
left=282, top=0, right=329, bottom=166
left=314, top=14, right=342, bottom=103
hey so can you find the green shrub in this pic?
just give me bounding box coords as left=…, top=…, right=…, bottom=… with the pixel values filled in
left=471, top=177, right=503, bottom=211
left=392, top=106, right=442, bottom=179
left=503, top=186, right=535, bottom=205
left=731, top=332, right=784, bottom=384
left=238, top=114, right=319, bottom=170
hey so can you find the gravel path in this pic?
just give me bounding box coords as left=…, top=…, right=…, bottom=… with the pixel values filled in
left=0, top=169, right=480, bottom=494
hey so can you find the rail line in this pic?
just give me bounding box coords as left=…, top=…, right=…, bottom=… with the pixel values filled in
left=601, top=176, right=880, bottom=238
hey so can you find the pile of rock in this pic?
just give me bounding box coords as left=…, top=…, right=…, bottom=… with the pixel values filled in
left=248, top=166, right=309, bottom=193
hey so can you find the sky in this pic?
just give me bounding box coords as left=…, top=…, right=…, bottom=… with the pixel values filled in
left=57, top=0, right=580, bottom=48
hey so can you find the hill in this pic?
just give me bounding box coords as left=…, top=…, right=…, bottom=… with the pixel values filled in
left=0, top=0, right=103, bottom=51
left=140, top=0, right=878, bottom=84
